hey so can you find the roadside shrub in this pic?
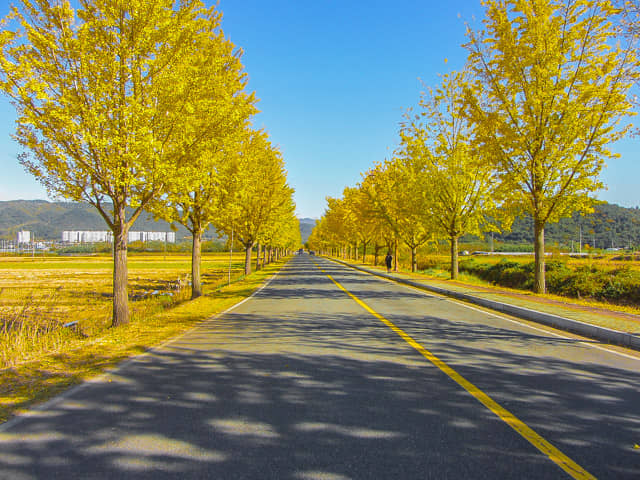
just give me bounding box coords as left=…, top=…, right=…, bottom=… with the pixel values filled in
left=439, top=255, right=640, bottom=307
left=460, top=258, right=533, bottom=289
left=544, top=260, right=573, bottom=294
left=56, top=243, right=111, bottom=254
left=459, top=257, right=489, bottom=277
left=597, top=266, right=640, bottom=305
left=612, top=254, right=640, bottom=262
left=553, top=266, right=603, bottom=299
left=417, top=257, right=449, bottom=271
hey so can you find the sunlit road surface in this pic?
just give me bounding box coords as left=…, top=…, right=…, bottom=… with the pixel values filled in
left=1, top=255, right=639, bottom=479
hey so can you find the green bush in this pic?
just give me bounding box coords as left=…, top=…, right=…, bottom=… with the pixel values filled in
left=460, top=257, right=640, bottom=306
left=55, top=243, right=111, bottom=254
left=428, top=254, right=640, bottom=306
left=597, top=266, right=640, bottom=305
left=459, top=258, right=533, bottom=289
left=544, top=260, right=573, bottom=294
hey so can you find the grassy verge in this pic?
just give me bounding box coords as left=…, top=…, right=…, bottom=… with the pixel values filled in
left=341, top=256, right=640, bottom=318
left=0, top=259, right=286, bottom=424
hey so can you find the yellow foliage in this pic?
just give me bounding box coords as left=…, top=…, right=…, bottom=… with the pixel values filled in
left=0, top=0, right=260, bottom=324
left=463, top=0, right=638, bottom=292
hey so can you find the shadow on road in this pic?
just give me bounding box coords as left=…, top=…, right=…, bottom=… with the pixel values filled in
left=1, top=257, right=638, bottom=479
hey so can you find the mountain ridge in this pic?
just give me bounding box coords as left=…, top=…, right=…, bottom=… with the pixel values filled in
left=1, top=200, right=638, bottom=249
left=0, top=200, right=319, bottom=244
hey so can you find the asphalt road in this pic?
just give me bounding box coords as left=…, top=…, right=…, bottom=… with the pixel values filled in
left=1, top=255, right=639, bottom=479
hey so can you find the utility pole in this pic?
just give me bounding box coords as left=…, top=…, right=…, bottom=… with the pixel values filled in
left=579, top=224, right=582, bottom=255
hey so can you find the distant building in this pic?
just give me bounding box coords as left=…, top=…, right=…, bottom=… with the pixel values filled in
left=128, top=231, right=176, bottom=243
left=62, top=230, right=111, bottom=243
left=61, top=231, right=175, bottom=243
left=17, top=231, right=31, bottom=243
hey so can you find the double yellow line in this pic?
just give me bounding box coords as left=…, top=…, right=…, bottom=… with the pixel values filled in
left=317, top=264, right=595, bottom=480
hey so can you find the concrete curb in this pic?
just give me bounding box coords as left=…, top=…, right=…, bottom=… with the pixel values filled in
left=331, top=258, right=640, bottom=351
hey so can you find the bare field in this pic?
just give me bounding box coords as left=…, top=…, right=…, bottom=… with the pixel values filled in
left=0, top=252, right=249, bottom=366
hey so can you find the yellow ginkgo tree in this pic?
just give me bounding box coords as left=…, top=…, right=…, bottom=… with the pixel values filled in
left=363, top=158, right=432, bottom=273
left=342, top=186, right=381, bottom=264
left=323, top=195, right=359, bottom=260
left=217, top=129, right=295, bottom=275
left=464, top=0, right=638, bottom=293
left=399, top=70, right=501, bottom=279
left=151, top=35, right=257, bottom=299
left=0, top=0, right=238, bottom=325
left=259, top=199, right=300, bottom=264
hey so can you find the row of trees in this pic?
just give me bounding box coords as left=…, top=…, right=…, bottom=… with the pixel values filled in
left=309, top=0, right=639, bottom=294
left=0, top=0, right=300, bottom=326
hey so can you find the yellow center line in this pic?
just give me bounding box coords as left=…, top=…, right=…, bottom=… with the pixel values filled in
left=317, top=263, right=595, bottom=480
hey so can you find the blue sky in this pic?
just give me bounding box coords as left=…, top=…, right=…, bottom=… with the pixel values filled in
left=0, top=0, right=637, bottom=218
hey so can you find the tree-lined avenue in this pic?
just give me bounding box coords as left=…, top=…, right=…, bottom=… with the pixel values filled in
left=1, top=255, right=639, bottom=479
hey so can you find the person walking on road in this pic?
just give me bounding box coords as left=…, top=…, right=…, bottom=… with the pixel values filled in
left=385, top=251, right=393, bottom=273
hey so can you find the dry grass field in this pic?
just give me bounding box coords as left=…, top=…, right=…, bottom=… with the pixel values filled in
left=0, top=252, right=286, bottom=423
left=0, top=252, right=249, bottom=367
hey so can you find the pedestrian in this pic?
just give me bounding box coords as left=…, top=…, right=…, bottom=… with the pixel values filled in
left=385, top=251, right=393, bottom=273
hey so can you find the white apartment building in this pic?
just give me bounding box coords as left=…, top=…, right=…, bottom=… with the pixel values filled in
left=17, top=231, right=31, bottom=243
left=61, top=231, right=175, bottom=243
left=62, top=231, right=111, bottom=243
left=128, top=231, right=176, bottom=243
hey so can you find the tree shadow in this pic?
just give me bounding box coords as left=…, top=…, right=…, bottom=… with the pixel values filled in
left=1, top=307, right=638, bottom=479
left=1, top=256, right=638, bottom=479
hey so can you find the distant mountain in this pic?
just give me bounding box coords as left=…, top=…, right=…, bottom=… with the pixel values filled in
left=0, top=200, right=193, bottom=241
left=5, top=199, right=636, bottom=250
left=495, top=202, right=640, bottom=249
left=298, top=217, right=317, bottom=244
left=0, top=200, right=320, bottom=245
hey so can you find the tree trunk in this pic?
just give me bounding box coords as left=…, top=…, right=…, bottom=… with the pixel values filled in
left=450, top=235, right=459, bottom=280
left=374, top=244, right=381, bottom=266
left=244, top=243, right=253, bottom=275
left=256, top=242, right=262, bottom=271
left=362, top=241, right=368, bottom=264
left=191, top=231, right=202, bottom=299
left=411, top=246, right=417, bottom=273
left=111, top=220, right=129, bottom=327
left=534, top=218, right=546, bottom=293
left=394, top=240, right=399, bottom=272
